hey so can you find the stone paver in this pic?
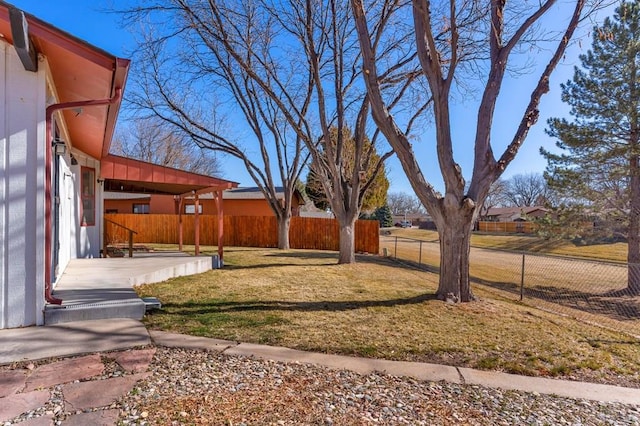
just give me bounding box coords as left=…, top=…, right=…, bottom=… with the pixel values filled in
left=25, top=354, right=104, bottom=392
left=0, top=369, right=27, bottom=397
left=109, top=348, right=156, bottom=373
left=18, top=415, right=54, bottom=426
left=63, top=373, right=151, bottom=411
left=0, top=390, right=49, bottom=422
left=62, top=409, right=119, bottom=426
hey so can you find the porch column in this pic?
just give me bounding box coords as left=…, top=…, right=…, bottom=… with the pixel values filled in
left=215, top=189, right=224, bottom=262
left=194, top=194, right=200, bottom=256
left=178, top=196, right=184, bottom=251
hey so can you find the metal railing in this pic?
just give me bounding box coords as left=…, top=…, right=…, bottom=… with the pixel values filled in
left=380, top=235, right=640, bottom=338
left=103, top=218, right=138, bottom=258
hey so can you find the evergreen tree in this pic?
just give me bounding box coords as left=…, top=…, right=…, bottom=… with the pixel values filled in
left=373, top=205, right=394, bottom=228
left=306, top=127, right=389, bottom=212
left=541, top=2, right=640, bottom=294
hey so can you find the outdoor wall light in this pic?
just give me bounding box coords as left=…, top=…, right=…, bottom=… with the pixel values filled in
left=70, top=154, right=78, bottom=165
left=96, top=178, right=105, bottom=185
left=52, top=138, right=67, bottom=156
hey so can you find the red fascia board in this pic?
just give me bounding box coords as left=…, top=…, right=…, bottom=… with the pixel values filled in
left=101, top=155, right=238, bottom=189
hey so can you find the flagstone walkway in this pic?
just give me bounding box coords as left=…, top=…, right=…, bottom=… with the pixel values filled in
left=0, top=348, right=155, bottom=425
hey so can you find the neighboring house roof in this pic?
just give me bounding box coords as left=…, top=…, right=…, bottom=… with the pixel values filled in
left=101, top=154, right=238, bottom=195
left=484, top=206, right=549, bottom=221
left=0, top=2, right=129, bottom=159
left=221, top=187, right=305, bottom=205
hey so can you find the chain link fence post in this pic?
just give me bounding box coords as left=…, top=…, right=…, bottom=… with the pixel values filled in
left=520, top=253, right=525, bottom=301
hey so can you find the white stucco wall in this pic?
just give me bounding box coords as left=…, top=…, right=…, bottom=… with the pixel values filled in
left=0, top=42, right=46, bottom=328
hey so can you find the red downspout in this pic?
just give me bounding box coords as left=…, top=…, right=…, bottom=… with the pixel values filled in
left=44, top=88, right=122, bottom=304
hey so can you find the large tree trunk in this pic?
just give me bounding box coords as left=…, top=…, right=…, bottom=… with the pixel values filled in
left=336, top=215, right=357, bottom=264
left=277, top=215, right=291, bottom=250
left=434, top=203, right=476, bottom=302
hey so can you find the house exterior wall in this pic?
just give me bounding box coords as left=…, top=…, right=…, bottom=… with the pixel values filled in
left=0, top=43, right=47, bottom=328
left=56, top=150, right=102, bottom=277
left=104, top=193, right=302, bottom=216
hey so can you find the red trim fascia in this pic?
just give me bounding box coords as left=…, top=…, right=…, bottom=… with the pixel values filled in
left=44, top=88, right=122, bottom=305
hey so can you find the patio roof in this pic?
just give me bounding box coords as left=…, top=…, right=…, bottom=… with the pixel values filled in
left=101, top=155, right=238, bottom=195
left=0, top=2, right=129, bottom=159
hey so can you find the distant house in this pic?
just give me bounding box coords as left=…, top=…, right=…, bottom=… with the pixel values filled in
left=483, top=206, right=549, bottom=222
left=104, top=186, right=306, bottom=217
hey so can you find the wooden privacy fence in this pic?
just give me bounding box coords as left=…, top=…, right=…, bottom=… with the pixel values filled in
left=105, top=214, right=380, bottom=254
left=477, top=221, right=537, bottom=234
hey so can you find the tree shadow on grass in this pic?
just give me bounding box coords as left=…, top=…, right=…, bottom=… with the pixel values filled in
left=223, top=250, right=431, bottom=274
left=160, top=293, right=437, bottom=315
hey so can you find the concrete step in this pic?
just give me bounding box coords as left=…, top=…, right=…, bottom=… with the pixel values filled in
left=44, top=299, right=146, bottom=325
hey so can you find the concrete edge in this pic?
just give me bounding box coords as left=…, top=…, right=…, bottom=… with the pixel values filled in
left=459, top=367, right=640, bottom=405
left=129, top=258, right=212, bottom=286
left=149, top=331, right=640, bottom=406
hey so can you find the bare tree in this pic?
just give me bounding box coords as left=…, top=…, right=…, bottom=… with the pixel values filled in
left=112, top=117, right=222, bottom=177
left=352, top=0, right=602, bottom=301
left=387, top=192, right=425, bottom=216
left=122, top=4, right=309, bottom=249
left=478, top=179, right=509, bottom=219
left=124, top=0, right=425, bottom=263
left=504, top=173, right=549, bottom=207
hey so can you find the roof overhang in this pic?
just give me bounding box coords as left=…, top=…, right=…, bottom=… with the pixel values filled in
left=0, top=2, right=130, bottom=159
left=101, top=154, right=238, bottom=195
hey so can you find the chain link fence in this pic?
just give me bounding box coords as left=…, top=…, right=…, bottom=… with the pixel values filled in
left=380, top=235, right=640, bottom=338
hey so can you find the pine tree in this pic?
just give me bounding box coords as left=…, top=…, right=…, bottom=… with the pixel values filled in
left=305, top=127, right=389, bottom=212
left=373, top=205, right=393, bottom=228
left=541, top=2, right=640, bottom=294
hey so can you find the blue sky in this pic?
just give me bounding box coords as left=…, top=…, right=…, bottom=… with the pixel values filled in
left=9, top=0, right=602, bottom=195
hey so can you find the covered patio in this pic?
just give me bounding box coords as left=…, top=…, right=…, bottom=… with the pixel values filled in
left=100, top=154, right=238, bottom=259
left=45, top=155, right=238, bottom=325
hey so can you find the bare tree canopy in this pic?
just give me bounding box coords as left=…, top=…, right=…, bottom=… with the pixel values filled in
left=351, top=0, right=607, bottom=301
left=120, top=1, right=310, bottom=249
left=122, top=0, right=422, bottom=263
left=387, top=192, right=425, bottom=216
left=505, top=173, right=549, bottom=207
left=112, top=117, right=222, bottom=177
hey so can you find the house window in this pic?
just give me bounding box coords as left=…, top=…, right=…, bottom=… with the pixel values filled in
left=133, top=204, right=150, bottom=214
left=185, top=204, right=203, bottom=214
left=80, top=167, right=95, bottom=226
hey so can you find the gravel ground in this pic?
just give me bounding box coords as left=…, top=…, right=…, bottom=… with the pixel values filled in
left=117, top=347, right=640, bottom=425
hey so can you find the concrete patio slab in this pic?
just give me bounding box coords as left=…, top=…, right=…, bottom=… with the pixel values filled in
left=0, top=319, right=150, bottom=365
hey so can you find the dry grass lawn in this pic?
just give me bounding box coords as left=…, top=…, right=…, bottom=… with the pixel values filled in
left=388, top=228, right=628, bottom=262
left=137, top=246, right=640, bottom=387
